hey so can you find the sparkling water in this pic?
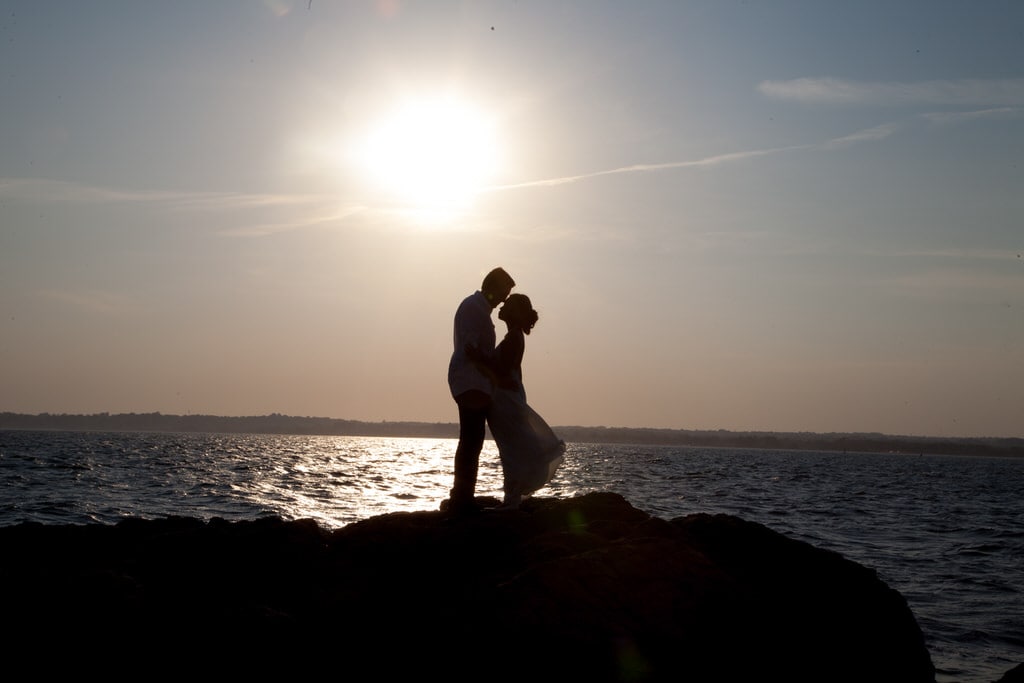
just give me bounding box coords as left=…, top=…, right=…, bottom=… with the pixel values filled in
left=1, top=430, right=1021, bottom=682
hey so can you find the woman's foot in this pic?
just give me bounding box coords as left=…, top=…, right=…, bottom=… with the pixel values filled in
left=497, top=493, right=522, bottom=510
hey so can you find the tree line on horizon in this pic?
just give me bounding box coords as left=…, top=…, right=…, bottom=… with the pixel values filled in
left=2, top=411, right=1022, bottom=458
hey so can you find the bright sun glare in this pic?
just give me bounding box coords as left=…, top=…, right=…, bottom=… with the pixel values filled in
left=352, top=95, right=500, bottom=215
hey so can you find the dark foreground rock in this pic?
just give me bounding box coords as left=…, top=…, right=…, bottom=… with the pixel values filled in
left=998, top=663, right=1024, bottom=683
left=2, top=492, right=934, bottom=681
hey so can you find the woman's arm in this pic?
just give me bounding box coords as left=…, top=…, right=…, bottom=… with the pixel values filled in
left=467, top=334, right=521, bottom=389
left=494, top=332, right=524, bottom=389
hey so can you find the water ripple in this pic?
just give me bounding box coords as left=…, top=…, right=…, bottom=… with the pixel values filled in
left=1, top=431, right=1021, bottom=682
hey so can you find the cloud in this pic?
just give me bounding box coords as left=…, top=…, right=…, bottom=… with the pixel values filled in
left=486, top=145, right=807, bottom=191
left=0, top=177, right=327, bottom=211
left=36, top=288, right=137, bottom=315
left=758, top=77, right=1024, bottom=106
left=0, top=177, right=366, bottom=236
left=820, top=123, right=901, bottom=150
left=922, top=107, right=1021, bottom=126
left=502, top=94, right=1018, bottom=191
left=6, top=92, right=1005, bottom=216
left=216, top=205, right=368, bottom=236
left=0, top=177, right=189, bottom=204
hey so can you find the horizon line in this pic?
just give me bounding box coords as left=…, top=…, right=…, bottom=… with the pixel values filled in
left=1, top=411, right=1020, bottom=443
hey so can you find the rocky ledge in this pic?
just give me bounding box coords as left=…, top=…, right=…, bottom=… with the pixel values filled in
left=3, top=492, right=937, bottom=681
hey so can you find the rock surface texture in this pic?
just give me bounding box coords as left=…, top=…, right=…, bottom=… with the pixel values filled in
left=3, top=492, right=937, bottom=681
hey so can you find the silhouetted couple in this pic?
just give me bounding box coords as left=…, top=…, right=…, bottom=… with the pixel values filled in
left=443, top=267, right=565, bottom=516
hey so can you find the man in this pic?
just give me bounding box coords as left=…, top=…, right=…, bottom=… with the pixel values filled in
left=443, top=267, right=516, bottom=515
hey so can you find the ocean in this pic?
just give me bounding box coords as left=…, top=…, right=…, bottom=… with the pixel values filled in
left=1, top=429, right=1021, bottom=682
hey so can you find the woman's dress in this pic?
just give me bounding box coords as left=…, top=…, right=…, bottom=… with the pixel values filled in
left=487, top=330, right=565, bottom=500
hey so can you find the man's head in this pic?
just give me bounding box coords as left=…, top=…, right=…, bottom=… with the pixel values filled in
left=481, top=267, right=515, bottom=307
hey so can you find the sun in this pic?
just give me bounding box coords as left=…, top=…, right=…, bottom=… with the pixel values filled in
left=351, top=95, right=501, bottom=214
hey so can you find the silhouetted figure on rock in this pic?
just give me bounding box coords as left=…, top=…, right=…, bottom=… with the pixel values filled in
left=484, top=293, right=564, bottom=508
left=443, top=267, right=515, bottom=515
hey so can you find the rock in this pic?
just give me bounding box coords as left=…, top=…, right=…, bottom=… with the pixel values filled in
left=998, top=662, right=1024, bottom=683
left=0, top=492, right=934, bottom=681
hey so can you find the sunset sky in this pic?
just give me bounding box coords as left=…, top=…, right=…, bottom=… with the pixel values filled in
left=2, top=1, right=1022, bottom=438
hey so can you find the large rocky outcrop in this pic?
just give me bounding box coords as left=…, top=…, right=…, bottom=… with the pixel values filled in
left=2, top=492, right=935, bottom=681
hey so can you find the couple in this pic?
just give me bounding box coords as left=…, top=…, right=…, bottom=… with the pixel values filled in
left=444, top=267, right=565, bottom=515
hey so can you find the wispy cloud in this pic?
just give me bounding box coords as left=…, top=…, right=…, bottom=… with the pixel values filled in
left=489, top=91, right=1018, bottom=190
left=36, top=288, right=137, bottom=316
left=758, top=77, right=1024, bottom=106
left=486, top=146, right=807, bottom=191
left=0, top=177, right=366, bottom=236
left=0, top=177, right=190, bottom=204
left=0, top=177, right=329, bottom=211
left=4, top=92, right=1009, bottom=213
left=820, top=123, right=901, bottom=150
left=216, top=205, right=368, bottom=236
left=922, top=107, right=1022, bottom=126
left=485, top=127, right=913, bottom=191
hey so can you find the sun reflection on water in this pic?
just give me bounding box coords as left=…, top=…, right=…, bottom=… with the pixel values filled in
left=240, top=436, right=515, bottom=528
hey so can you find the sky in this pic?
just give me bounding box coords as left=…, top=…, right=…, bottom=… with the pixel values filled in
left=1, top=1, right=1022, bottom=439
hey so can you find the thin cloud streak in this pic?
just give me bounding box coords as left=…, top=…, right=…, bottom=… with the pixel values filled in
left=0, top=177, right=369, bottom=236
left=490, top=98, right=1013, bottom=192
left=0, top=177, right=193, bottom=204
left=820, top=123, right=901, bottom=150
left=922, top=107, right=1022, bottom=126
left=1, top=100, right=1006, bottom=221
left=758, top=77, right=1024, bottom=106
left=36, top=288, right=137, bottom=316
left=216, top=205, right=369, bottom=237
left=486, top=120, right=910, bottom=192
left=486, top=146, right=808, bottom=191
left=0, top=177, right=335, bottom=212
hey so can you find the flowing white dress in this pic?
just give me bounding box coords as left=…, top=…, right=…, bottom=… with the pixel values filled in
left=487, top=331, right=565, bottom=501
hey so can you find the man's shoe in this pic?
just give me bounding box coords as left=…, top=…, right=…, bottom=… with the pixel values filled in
left=440, top=497, right=483, bottom=517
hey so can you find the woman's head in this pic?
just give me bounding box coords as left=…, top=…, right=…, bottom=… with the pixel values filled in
left=499, top=293, right=539, bottom=334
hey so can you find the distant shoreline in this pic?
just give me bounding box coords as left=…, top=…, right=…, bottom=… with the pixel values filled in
left=3, top=412, right=1022, bottom=458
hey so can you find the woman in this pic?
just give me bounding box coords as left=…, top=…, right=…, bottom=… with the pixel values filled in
left=485, top=293, right=565, bottom=509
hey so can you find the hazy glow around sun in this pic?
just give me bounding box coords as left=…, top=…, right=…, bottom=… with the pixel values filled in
left=351, top=95, right=501, bottom=213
